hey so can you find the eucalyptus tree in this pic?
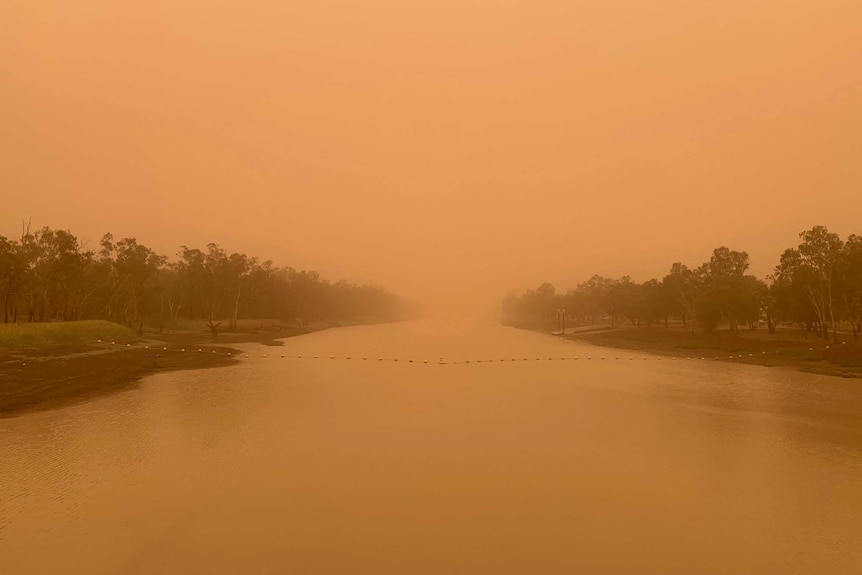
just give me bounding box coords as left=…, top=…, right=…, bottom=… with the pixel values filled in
left=662, top=263, right=698, bottom=327
left=0, top=234, right=21, bottom=323
left=773, top=226, right=844, bottom=340
left=840, top=234, right=862, bottom=339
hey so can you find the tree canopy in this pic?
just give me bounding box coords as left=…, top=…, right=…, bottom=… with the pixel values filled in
left=0, top=224, right=416, bottom=332
left=503, top=226, right=862, bottom=341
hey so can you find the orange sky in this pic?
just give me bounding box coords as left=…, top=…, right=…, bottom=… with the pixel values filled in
left=2, top=0, right=861, bottom=314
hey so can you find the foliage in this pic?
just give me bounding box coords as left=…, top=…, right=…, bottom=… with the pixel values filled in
left=0, top=225, right=416, bottom=332
left=503, top=226, right=862, bottom=339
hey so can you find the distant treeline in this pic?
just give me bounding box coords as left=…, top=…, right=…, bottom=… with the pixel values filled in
left=0, top=223, right=419, bottom=332
left=503, top=226, right=862, bottom=340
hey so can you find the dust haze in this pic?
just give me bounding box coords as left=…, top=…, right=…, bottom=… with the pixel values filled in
left=3, top=0, right=860, bottom=315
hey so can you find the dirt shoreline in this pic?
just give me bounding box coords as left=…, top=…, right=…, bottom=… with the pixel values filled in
left=559, top=326, right=862, bottom=379
left=0, top=328, right=312, bottom=419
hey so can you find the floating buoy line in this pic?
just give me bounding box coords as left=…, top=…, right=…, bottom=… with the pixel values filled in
left=7, top=339, right=846, bottom=368
left=7, top=342, right=804, bottom=368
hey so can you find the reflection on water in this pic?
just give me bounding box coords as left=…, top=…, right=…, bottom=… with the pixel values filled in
left=2, top=321, right=861, bottom=574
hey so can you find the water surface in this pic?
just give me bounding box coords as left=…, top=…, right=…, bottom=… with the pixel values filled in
left=2, top=321, right=861, bottom=574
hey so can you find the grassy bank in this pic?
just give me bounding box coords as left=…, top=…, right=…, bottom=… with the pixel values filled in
left=0, top=320, right=137, bottom=349
left=0, top=317, right=395, bottom=418
left=565, top=326, right=862, bottom=378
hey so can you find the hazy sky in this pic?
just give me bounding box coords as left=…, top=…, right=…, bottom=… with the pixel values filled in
left=2, top=0, right=860, bottom=314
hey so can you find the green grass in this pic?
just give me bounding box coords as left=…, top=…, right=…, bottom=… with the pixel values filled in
left=0, top=321, right=136, bottom=349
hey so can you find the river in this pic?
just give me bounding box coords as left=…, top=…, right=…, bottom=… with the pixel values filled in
left=2, top=320, right=861, bottom=574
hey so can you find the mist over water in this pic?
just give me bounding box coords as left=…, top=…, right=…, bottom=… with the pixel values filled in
left=2, top=322, right=861, bottom=574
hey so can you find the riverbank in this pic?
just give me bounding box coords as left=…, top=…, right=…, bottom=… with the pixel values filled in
left=0, top=319, right=350, bottom=418
left=562, top=326, right=862, bottom=379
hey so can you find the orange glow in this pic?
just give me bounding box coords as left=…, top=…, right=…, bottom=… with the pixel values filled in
left=2, top=0, right=860, bottom=314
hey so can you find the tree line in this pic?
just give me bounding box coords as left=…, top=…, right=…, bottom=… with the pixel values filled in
left=0, top=223, right=417, bottom=334
left=502, top=226, right=862, bottom=341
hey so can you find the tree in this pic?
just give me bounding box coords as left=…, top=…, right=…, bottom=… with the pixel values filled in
left=0, top=235, right=21, bottom=323
left=840, top=235, right=862, bottom=339
left=773, top=226, right=844, bottom=341
left=695, top=247, right=758, bottom=333
left=662, top=263, right=698, bottom=327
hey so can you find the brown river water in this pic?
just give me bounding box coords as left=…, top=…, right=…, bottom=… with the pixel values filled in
left=2, top=321, right=861, bottom=574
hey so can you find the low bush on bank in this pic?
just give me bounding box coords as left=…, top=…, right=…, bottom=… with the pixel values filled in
left=0, top=321, right=136, bottom=349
